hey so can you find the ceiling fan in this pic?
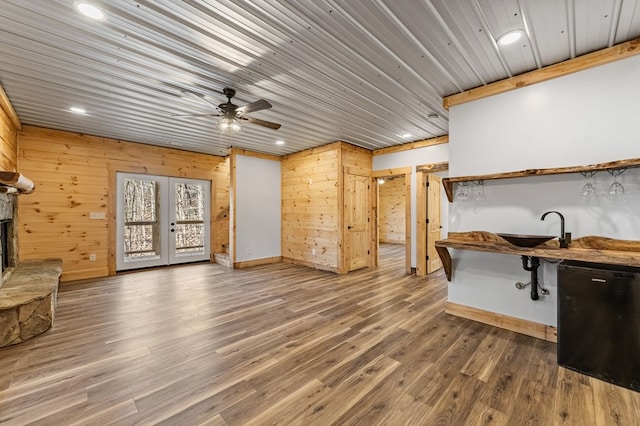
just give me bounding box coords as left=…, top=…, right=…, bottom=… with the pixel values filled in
left=173, top=87, right=281, bottom=133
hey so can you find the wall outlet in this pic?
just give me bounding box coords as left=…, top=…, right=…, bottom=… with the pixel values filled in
left=90, top=212, right=106, bottom=220
left=309, top=178, right=313, bottom=185
left=89, top=254, right=96, bottom=261
left=246, top=248, right=252, bottom=255
left=311, top=248, right=316, bottom=256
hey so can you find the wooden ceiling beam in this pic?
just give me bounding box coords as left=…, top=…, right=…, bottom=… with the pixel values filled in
left=372, top=135, right=448, bottom=156
left=0, top=83, right=21, bottom=131
left=443, top=37, right=640, bottom=110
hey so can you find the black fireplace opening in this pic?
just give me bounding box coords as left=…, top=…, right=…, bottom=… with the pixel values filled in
left=1, top=219, right=12, bottom=272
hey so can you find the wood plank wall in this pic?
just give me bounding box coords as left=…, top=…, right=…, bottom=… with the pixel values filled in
left=281, top=142, right=372, bottom=273
left=0, top=104, right=18, bottom=172
left=17, top=126, right=229, bottom=282
left=281, top=143, right=340, bottom=271
left=378, top=177, right=405, bottom=244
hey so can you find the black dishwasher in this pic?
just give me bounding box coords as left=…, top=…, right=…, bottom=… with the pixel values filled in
left=557, top=260, right=640, bottom=391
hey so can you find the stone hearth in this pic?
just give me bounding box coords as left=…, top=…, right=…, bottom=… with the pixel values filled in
left=0, top=258, right=63, bottom=347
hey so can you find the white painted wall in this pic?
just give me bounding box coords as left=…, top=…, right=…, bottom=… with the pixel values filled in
left=235, top=155, right=282, bottom=262
left=448, top=54, right=640, bottom=326
left=450, top=54, right=640, bottom=176
left=373, top=144, right=450, bottom=267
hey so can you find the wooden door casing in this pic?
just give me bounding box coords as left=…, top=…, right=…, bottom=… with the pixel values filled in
left=426, top=173, right=443, bottom=273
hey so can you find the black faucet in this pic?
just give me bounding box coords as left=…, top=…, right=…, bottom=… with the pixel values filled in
left=541, top=210, right=571, bottom=248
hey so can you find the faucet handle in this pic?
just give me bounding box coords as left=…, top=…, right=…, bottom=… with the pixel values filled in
left=559, top=232, right=571, bottom=248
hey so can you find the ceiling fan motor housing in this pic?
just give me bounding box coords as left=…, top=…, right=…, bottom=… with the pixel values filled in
left=222, top=87, right=236, bottom=99
left=219, top=88, right=239, bottom=117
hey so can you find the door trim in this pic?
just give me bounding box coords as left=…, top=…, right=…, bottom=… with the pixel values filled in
left=372, top=167, right=412, bottom=274
left=115, top=172, right=211, bottom=271
left=168, top=177, right=212, bottom=265
left=416, top=162, right=449, bottom=276
left=116, top=172, right=169, bottom=271
left=342, top=166, right=373, bottom=273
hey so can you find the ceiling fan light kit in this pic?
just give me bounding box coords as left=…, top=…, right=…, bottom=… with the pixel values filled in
left=218, top=117, right=242, bottom=134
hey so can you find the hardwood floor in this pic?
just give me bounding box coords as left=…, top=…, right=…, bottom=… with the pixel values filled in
left=1, top=244, right=639, bottom=425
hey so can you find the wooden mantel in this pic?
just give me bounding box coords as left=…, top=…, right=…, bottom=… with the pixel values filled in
left=0, top=172, right=35, bottom=194
left=435, top=231, right=640, bottom=281
left=442, top=157, right=640, bottom=202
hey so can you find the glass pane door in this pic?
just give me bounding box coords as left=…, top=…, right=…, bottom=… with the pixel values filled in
left=169, top=178, right=211, bottom=264
left=116, top=173, right=210, bottom=271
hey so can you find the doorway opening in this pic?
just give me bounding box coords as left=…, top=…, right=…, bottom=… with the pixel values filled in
left=373, top=167, right=412, bottom=274
left=116, top=172, right=211, bottom=271
left=416, top=162, right=448, bottom=276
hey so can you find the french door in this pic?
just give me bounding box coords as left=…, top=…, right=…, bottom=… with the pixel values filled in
left=116, top=173, right=211, bottom=271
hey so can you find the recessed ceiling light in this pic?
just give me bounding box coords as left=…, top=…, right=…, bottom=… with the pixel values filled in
left=69, top=107, right=87, bottom=115
left=397, top=133, right=412, bottom=139
left=74, top=1, right=106, bottom=21
left=275, top=140, right=285, bottom=145
left=497, top=30, right=524, bottom=46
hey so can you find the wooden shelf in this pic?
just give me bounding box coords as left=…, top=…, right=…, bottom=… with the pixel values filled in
left=435, top=231, right=640, bottom=281
left=442, top=157, right=640, bottom=202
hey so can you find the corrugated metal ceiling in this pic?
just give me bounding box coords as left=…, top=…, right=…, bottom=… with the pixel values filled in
left=1, top=0, right=639, bottom=156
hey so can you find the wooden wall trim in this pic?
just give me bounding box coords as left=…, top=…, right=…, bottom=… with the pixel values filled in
left=404, top=172, right=411, bottom=274
left=281, top=141, right=342, bottom=161
left=338, top=141, right=371, bottom=155
left=371, top=167, right=412, bottom=178
left=233, top=256, right=282, bottom=269
left=229, top=152, right=237, bottom=267
left=445, top=301, right=557, bottom=343
left=0, top=83, right=21, bottom=131
left=444, top=37, right=640, bottom=109
left=228, top=147, right=280, bottom=162
left=372, top=135, right=448, bottom=156
left=415, top=171, right=427, bottom=276
left=337, top=148, right=346, bottom=273
left=281, top=257, right=341, bottom=274
left=416, top=161, right=449, bottom=173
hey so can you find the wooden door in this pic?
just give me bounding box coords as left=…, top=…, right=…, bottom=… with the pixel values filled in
left=345, top=170, right=370, bottom=272
left=427, top=174, right=443, bottom=273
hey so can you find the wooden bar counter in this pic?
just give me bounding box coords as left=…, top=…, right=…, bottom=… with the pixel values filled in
left=435, top=231, right=640, bottom=281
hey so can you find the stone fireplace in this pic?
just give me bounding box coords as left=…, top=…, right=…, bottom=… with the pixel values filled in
left=0, top=175, right=63, bottom=347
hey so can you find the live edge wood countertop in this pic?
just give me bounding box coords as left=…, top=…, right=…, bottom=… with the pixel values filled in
left=435, top=231, right=640, bottom=281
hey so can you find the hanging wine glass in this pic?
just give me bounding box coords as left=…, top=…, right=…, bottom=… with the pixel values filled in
left=474, top=180, right=487, bottom=203
left=580, top=171, right=597, bottom=204
left=455, top=181, right=470, bottom=201
left=608, top=168, right=626, bottom=204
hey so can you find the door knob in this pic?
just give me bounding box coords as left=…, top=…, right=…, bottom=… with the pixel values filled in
left=347, top=225, right=353, bottom=229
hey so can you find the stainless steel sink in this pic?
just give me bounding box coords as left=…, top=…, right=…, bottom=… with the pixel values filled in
left=497, top=233, right=556, bottom=248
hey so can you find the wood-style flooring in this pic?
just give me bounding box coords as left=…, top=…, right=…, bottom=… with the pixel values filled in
left=1, top=244, right=639, bottom=425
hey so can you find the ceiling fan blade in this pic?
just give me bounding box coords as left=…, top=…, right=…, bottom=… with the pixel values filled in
left=240, top=116, right=281, bottom=130
left=171, top=112, right=221, bottom=118
left=180, top=90, right=220, bottom=109
left=236, top=99, right=272, bottom=115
